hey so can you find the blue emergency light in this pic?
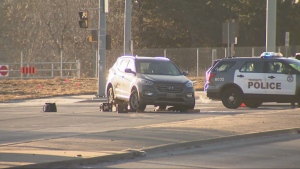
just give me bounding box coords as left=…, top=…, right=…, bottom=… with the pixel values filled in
left=260, top=52, right=283, bottom=58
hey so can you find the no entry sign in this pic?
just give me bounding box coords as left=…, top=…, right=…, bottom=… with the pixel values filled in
left=0, top=65, right=9, bottom=76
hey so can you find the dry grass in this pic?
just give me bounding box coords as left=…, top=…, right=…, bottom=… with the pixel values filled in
left=0, top=77, right=205, bottom=102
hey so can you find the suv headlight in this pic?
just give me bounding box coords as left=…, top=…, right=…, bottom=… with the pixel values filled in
left=185, top=81, right=193, bottom=88
left=140, top=79, right=154, bottom=85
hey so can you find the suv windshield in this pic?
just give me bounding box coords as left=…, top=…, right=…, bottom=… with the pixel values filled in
left=136, top=59, right=181, bottom=76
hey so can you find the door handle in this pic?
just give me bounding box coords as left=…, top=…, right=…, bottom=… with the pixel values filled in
left=268, top=76, right=275, bottom=79
left=237, top=75, right=244, bottom=78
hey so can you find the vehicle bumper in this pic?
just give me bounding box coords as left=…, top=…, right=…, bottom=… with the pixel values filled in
left=138, top=86, right=195, bottom=107
left=206, top=89, right=221, bottom=100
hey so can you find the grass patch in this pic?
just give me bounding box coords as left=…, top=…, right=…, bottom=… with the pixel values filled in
left=0, top=77, right=205, bottom=101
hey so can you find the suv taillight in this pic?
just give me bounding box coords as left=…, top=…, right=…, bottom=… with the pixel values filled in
left=208, top=73, right=216, bottom=82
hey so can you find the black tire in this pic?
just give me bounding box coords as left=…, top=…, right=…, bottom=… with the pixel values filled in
left=221, top=87, right=243, bottom=109
left=243, top=100, right=262, bottom=108
left=107, top=87, right=114, bottom=104
left=129, top=90, right=146, bottom=111
left=174, top=98, right=195, bottom=112
left=188, top=98, right=195, bottom=110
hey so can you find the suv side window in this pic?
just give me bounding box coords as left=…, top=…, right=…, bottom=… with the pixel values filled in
left=118, top=58, right=129, bottom=72
left=268, top=61, right=281, bottom=73
left=267, top=61, right=293, bottom=74
left=212, top=61, right=235, bottom=72
left=114, top=58, right=122, bottom=68
left=240, top=61, right=264, bottom=73
left=127, top=59, right=135, bottom=72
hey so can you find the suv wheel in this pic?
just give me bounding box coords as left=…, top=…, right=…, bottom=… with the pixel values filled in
left=222, top=87, right=242, bottom=109
left=129, top=90, right=146, bottom=111
left=243, top=100, right=262, bottom=108
left=188, top=98, right=195, bottom=110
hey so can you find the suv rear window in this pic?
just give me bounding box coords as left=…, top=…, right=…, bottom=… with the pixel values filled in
left=212, top=61, right=235, bottom=72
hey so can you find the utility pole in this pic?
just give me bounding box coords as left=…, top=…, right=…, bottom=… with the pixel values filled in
left=124, top=0, right=132, bottom=55
left=97, top=0, right=107, bottom=97
left=266, top=0, right=277, bottom=52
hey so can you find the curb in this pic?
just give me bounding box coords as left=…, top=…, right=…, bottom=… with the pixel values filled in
left=12, top=127, right=300, bottom=169
left=10, top=151, right=145, bottom=169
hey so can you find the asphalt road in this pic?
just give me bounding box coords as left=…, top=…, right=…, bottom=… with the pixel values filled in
left=0, top=95, right=295, bottom=148
left=89, top=134, right=300, bottom=168
left=0, top=92, right=300, bottom=168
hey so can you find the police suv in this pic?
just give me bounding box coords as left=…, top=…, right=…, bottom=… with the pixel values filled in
left=205, top=52, right=300, bottom=109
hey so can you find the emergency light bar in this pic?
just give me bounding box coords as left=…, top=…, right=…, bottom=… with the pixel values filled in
left=260, top=52, right=283, bottom=58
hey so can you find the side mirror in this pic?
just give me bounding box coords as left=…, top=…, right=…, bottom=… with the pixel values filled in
left=182, top=71, right=189, bottom=76
left=125, top=68, right=136, bottom=75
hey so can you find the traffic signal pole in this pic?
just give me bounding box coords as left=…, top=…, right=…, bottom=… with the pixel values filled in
left=97, top=0, right=107, bottom=97
left=78, top=1, right=107, bottom=97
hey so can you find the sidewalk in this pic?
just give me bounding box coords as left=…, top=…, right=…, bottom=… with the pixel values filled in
left=1, top=92, right=300, bottom=168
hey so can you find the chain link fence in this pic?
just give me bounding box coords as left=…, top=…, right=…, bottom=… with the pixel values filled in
left=1, top=46, right=300, bottom=78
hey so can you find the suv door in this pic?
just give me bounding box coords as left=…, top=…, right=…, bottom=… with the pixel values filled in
left=234, top=60, right=266, bottom=94
left=115, top=58, right=130, bottom=99
left=265, top=61, right=296, bottom=95
left=108, top=58, right=122, bottom=97
left=123, top=59, right=136, bottom=98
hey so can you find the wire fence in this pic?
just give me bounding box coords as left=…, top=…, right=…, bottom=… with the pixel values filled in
left=1, top=45, right=300, bottom=78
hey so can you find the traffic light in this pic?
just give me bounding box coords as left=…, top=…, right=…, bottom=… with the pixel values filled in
left=88, top=30, right=111, bottom=50
left=88, top=30, right=97, bottom=42
left=78, top=11, right=88, bottom=28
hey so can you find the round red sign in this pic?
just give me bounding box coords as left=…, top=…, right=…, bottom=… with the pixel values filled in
left=0, top=65, right=8, bottom=76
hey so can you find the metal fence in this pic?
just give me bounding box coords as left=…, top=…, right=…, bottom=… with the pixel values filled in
left=1, top=45, right=300, bottom=79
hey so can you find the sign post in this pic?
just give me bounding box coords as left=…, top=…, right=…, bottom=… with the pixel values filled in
left=285, top=32, right=290, bottom=57
left=285, top=32, right=290, bottom=47
left=222, top=19, right=238, bottom=57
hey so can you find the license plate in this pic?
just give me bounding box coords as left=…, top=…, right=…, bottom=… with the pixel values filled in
left=167, top=93, right=176, bottom=98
